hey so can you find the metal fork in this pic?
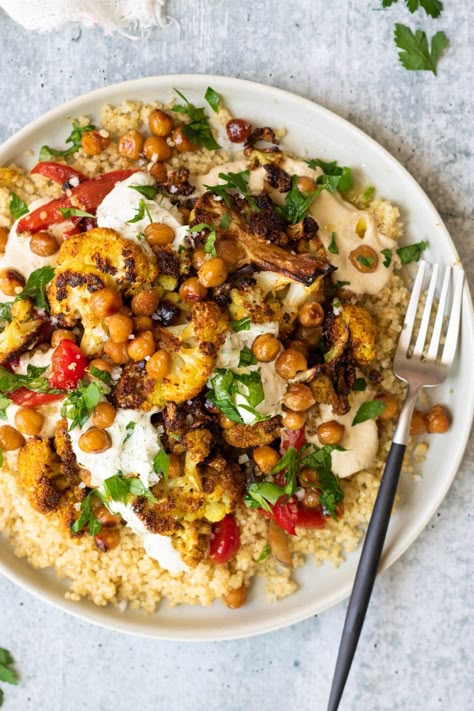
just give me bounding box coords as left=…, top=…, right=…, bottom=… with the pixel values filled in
left=327, top=261, right=465, bottom=711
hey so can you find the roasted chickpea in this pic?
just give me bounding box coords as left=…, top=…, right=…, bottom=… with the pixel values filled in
left=106, top=313, right=134, bottom=343
left=144, top=222, right=175, bottom=247
left=29, top=231, right=59, bottom=256
left=216, top=238, right=243, bottom=270
left=426, top=404, right=450, bottom=433
left=222, top=584, right=248, bottom=609
left=131, top=289, right=159, bottom=316
left=253, top=445, right=280, bottom=474
left=283, top=383, right=316, bottom=412
left=317, top=420, right=345, bottom=446
left=146, top=349, right=172, bottom=379
left=375, top=393, right=400, bottom=421
left=89, top=358, right=114, bottom=376
left=78, top=427, right=112, bottom=453
left=410, top=409, right=427, bottom=436
left=172, top=127, right=197, bottom=153
left=90, top=287, right=122, bottom=318
left=281, top=409, right=307, bottom=430
left=0, top=226, right=8, bottom=254
left=198, top=257, right=228, bottom=288
left=92, top=501, right=121, bottom=527
left=92, top=402, right=117, bottom=429
left=134, top=315, right=153, bottom=332
left=275, top=348, right=308, bottom=379
left=149, top=161, right=167, bottom=182
left=296, top=176, right=316, bottom=194
left=295, top=324, right=322, bottom=348
left=299, top=466, right=318, bottom=486
left=219, top=414, right=235, bottom=430
left=298, top=301, right=324, bottom=328
left=103, top=339, right=129, bottom=365
left=302, top=490, right=321, bottom=508
left=251, top=333, right=281, bottom=363
left=0, top=269, right=24, bottom=296
left=285, top=340, right=309, bottom=358
left=14, top=408, right=44, bottom=437
left=128, top=330, right=155, bottom=361
left=179, top=277, right=208, bottom=303
left=349, top=245, right=378, bottom=273
left=117, top=129, right=144, bottom=160
left=0, top=425, right=25, bottom=451
left=179, top=206, right=191, bottom=223
left=51, top=329, right=76, bottom=348
left=94, top=528, right=121, bottom=552
left=143, top=135, right=172, bottom=162
left=81, top=129, right=110, bottom=155
left=191, top=248, right=207, bottom=270
left=149, top=108, right=174, bottom=137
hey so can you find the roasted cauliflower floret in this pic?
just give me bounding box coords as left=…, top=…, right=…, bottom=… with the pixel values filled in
left=222, top=416, right=282, bottom=448
left=228, top=283, right=280, bottom=325
left=47, top=227, right=158, bottom=355
left=148, top=301, right=228, bottom=408
left=324, top=303, right=376, bottom=366
left=17, top=438, right=65, bottom=514
left=0, top=299, right=45, bottom=366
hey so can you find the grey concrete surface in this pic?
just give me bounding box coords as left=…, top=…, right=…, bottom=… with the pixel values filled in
left=0, top=2, right=472, bottom=710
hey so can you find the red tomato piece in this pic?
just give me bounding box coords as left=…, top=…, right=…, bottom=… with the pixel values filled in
left=272, top=499, right=299, bottom=535
left=295, top=506, right=326, bottom=529
left=209, top=514, right=241, bottom=564
left=281, top=427, right=306, bottom=452
left=9, top=388, right=64, bottom=407
left=30, top=162, right=86, bottom=185
left=49, top=340, right=87, bottom=390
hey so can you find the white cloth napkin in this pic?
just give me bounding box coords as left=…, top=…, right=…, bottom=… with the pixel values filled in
left=0, top=0, right=171, bottom=35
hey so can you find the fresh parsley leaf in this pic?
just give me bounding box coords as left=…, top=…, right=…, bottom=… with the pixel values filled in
left=123, top=421, right=136, bottom=443
left=219, top=212, right=231, bottom=230
left=0, top=394, right=11, bottom=419
left=257, top=543, right=271, bottom=561
left=327, top=232, right=338, bottom=255
left=300, top=444, right=344, bottom=520
left=0, top=303, right=12, bottom=331
left=127, top=198, right=153, bottom=224
left=381, top=0, right=398, bottom=6
left=104, top=472, right=157, bottom=504
left=396, top=241, right=427, bottom=264
left=207, top=368, right=267, bottom=424
left=244, top=481, right=286, bottom=512
left=205, top=170, right=256, bottom=208
left=278, top=174, right=320, bottom=225
left=204, top=86, right=220, bottom=113
left=361, top=186, right=375, bottom=204
left=238, top=346, right=257, bottom=367
left=58, top=207, right=95, bottom=219
left=357, top=254, right=375, bottom=268
left=230, top=316, right=251, bottom=332
left=172, top=89, right=220, bottom=150
left=39, top=119, right=96, bottom=161
left=207, top=369, right=243, bottom=423
left=9, top=193, right=28, bottom=221
left=352, top=399, right=386, bottom=425
left=271, top=447, right=299, bottom=496
left=0, top=648, right=18, bottom=687
left=352, top=377, right=367, bottom=392
left=153, top=450, right=170, bottom=484
left=89, top=365, right=111, bottom=384
left=129, top=184, right=158, bottom=200
left=203, top=231, right=217, bottom=257
left=61, top=380, right=107, bottom=430
left=394, top=24, right=448, bottom=75
left=235, top=371, right=265, bottom=408
left=71, top=490, right=102, bottom=536
left=0, top=364, right=61, bottom=396
left=381, top=249, right=392, bottom=268
left=382, top=0, right=443, bottom=18
left=330, top=280, right=351, bottom=291
left=306, top=158, right=353, bottom=193
left=14, top=266, right=55, bottom=311
left=128, top=477, right=158, bottom=500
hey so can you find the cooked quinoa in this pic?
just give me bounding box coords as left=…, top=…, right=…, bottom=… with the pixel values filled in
left=0, top=92, right=435, bottom=614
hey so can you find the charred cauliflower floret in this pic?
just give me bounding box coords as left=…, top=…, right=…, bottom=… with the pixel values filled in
left=222, top=416, right=282, bottom=448
left=324, top=303, right=376, bottom=366
left=47, top=228, right=158, bottom=355
left=0, top=299, right=45, bottom=366
left=16, top=438, right=74, bottom=514
left=228, top=282, right=281, bottom=325
left=147, top=301, right=228, bottom=408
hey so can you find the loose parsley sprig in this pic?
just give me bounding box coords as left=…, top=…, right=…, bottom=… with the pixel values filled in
left=172, top=89, right=220, bottom=150
left=395, top=24, right=448, bottom=74
left=129, top=184, right=159, bottom=200
left=352, top=400, right=386, bottom=425
left=306, top=159, right=353, bottom=193
left=0, top=647, right=19, bottom=706
left=127, top=198, right=153, bottom=224
left=39, top=119, right=96, bottom=161
left=396, top=240, right=427, bottom=264
left=382, top=0, right=443, bottom=19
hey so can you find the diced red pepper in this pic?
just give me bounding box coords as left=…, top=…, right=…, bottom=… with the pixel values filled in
left=31, top=162, right=86, bottom=185
left=295, top=506, right=326, bottom=529
left=9, top=389, right=64, bottom=407
left=17, top=169, right=136, bottom=234
left=209, top=514, right=241, bottom=564
left=49, top=340, right=87, bottom=390
left=259, top=497, right=327, bottom=535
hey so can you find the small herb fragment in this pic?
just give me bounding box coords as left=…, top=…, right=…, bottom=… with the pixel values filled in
left=104, top=472, right=157, bottom=504
left=0, top=394, right=11, bottom=419
left=300, top=445, right=344, bottom=520
left=257, top=543, right=271, bottom=562
left=189, top=222, right=217, bottom=257
left=39, top=119, right=96, bottom=161
left=306, top=158, right=354, bottom=193
left=58, top=207, right=95, bottom=219
left=14, top=265, right=55, bottom=312
left=127, top=198, right=153, bottom=224
left=9, top=193, right=28, bottom=221
left=153, top=450, right=170, bottom=484
left=396, top=240, right=427, bottom=264
left=394, top=24, right=448, bottom=75
left=278, top=174, right=320, bottom=225
left=244, top=481, right=286, bottom=513
left=327, top=232, right=338, bottom=255
left=207, top=368, right=267, bottom=424
left=230, top=316, right=251, bottom=332
left=381, top=249, right=392, bottom=268
left=331, top=280, right=351, bottom=291
left=205, top=170, right=256, bottom=208
left=71, top=490, right=102, bottom=536
left=219, top=212, right=231, bottom=230
left=204, top=86, right=221, bottom=113
left=129, top=184, right=158, bottom=200
left=89, top=365, right=111, bottom=384
left=0, top=303, right=12, bottom=331
left=61, top=380, right=107, bottom=430
left=172, top=89, right=220, bottom=150
left=238, top=346, right=257, bottom=367
left=123, top=421, right=136, bottom=443
left=352, top=377, right=367, bottom=392
left=361, top=186, right=375, bottom=204
left=0, top=648, right=19, bottom=700
left=357, top=254, right=375, bottom=268
left=352, top=399, right=386, bottom=425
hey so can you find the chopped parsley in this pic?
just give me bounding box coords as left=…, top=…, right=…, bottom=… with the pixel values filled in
left=352, top=377, right=368, bottom=392
left=230, top=316, right=251, bottom=332
left=0, top=647, right=19, bottom=706
left=219, top=212, right=231, bottom=230
left=306, top=158, right=353, bottom=193
left=381, top=249, right=393, bottom=268
left=238, top=346, right=257, bottom=367
left=396, top=241, right=427, bottom=264
left=204, top=86, right=221, bottom=113
left=14, top=265, right=55, bottom=311
left=204, top=170, right=256, bottom=209
left=123, top=421, right=136, bottom=443
left=331, top=280, right=351, bottom=291
left=0, top=364, right=61, bottom=396
left=357, top=254, right=375, bottom=268
left=257, top=543, right=271, bottom=562
left=352, top=399, right=386, bottom=425
left=327, top=232, right=338, bottom=255
left=300, top=445, right=345, bottom=520
left=189, top=222, right=217, bottom=257
left=278, top=174, right=320, bottom=224
left=71, top=490, right=102, bottom=536
left=361, top=186, right=375, bottom=204
left=8, top=193, right=28, bottom=221
left=172, top=89, right=220, bottom=150
left=39, top=119, right=96, bottom=161
left=104, top=472, right=157, bottom=504
left=61, top=380, right=107, bottom=430
left=0, top=394, right=11, bottom=420
left=127, top=198, right=153, bottom=224
left=58, top=207, right=95, bottom=219
left=207, top=368, right=268, bottom=424
left=88, top=365, right=111, bottom=384
left=0, top=303, right=12, bottom=331
left=382, top=0, right=443, bottom=19
left=129, top=184, right=158, bottom=200
left=153, top=450, right=170, bottom=484
left=394, top=24, right=448, bottom=74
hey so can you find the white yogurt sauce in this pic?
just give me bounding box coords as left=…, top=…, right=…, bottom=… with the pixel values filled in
left=305, top=390, right=379, bottom=478
left=96, top=172, right=188, bottom=252
left=193, top=158, right=396, bottom=296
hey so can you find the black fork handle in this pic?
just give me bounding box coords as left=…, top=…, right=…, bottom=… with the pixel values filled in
left=327, top=442, right=406, bottom=711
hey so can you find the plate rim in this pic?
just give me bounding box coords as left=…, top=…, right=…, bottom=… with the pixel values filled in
left=0, top=73, right=473, bottom=641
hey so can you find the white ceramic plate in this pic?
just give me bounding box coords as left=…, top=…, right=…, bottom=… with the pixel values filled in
left=0, top=75, right=472, bottom=641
